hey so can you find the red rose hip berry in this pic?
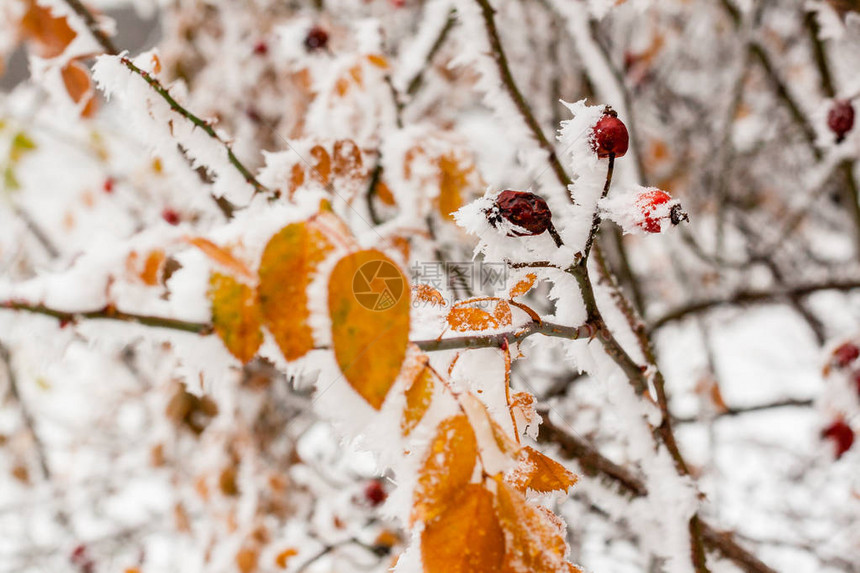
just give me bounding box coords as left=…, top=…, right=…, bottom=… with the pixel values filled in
left=831, top=341, right=860, bottom=369
left=592, top=110, right=629, bottom=158
left=822, top=419, right=854, bottom=459
left=827, top=99, right=854, bottom=142
left=634, top=188, right=688, bottom=233
left=161, top=208, right=180, bottom=226
left=304, top=26, right=329, bottom=51
left=364, top=479, right=387, bottom=507
left=489, top=190, right=563, bottom=246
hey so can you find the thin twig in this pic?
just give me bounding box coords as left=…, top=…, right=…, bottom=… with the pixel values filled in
left=1, top=301, right=213, bottom=335
left=538, top=413, right=779, bottom=573
left=120, top=57, right=270, bottom=197
left=412, top=320, right=596, bottom=352
left=473, top=0, right=572, bottom=189
left=650, top=278, right=860, bottom=330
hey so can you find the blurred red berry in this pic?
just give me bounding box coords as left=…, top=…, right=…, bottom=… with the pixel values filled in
left=822, top=419, right=854, bottom=459
left=162, top=208, right=180, bottom=226
left=635, top=189, right=672, bottom=233
left=304, top=27, right=329, bottom=51
left=364, top=479, right=387, bottom=507
left=851, top=370, right=860, bottom=396
left=831, top=342, right=860, bottom=369
left=103, top=177, right=114, bottom=194
left=592, top=112, right=629, bottom=158
left=491, top=190, right=554, bottom=236
left=827, top=100, right=854, bottom=142
left=70, top=544, right=95, bottom=572
left=253, top=41, right=268, bottom=56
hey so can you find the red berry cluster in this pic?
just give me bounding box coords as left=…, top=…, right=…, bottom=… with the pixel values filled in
left=821, top=341, right=860, bottom=459
left=827, top=99, right=855, bottom=143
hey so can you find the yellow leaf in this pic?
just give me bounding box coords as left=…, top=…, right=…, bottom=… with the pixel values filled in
left=436, top=153, right=474, bottom=220
left=506, top=446, right=577, bottom=494
left=509, top=273, right=537, bottom=298
left=209, top=272, right=263, bottom=363
left=402, top=365, right=434, bottom=436
left=494, top=478, right=577, bottom=573
left=412, top=415, right=477, bottom=524
left=187, top=237, right=254, bottom=281
left=366, top=53, right=389, bottom=68
left=258, top=222, right=334, bottom=361
left=328, top=249, right=410, bottom=409
left=421, top=484, right=505, bottom=573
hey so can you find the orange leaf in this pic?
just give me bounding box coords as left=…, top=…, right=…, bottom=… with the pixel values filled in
left=309, top=145, right=331, bottom=185
left=421, top=484, right=505, bottom=573
left=258, top=222, right=334, bottom=361
left=447, top=306, right=496, bottom=332
left=494, top=299, right=512, bottom=327
left=140, top=249, right=166, bottom=286
left=506, top=446, right=577, bottom=494
left=447, top=299, right=510, bottom=332
left=413, top=284, right=446, bottom=306
left=274, top=548, right=298, bottom=569
left=328, top=249, right=410, bottom=409
left=288, top=163, right=305, bottom=197
left=61, top=61, right=98, bottom=118
left=509, top=273, right=537, bottom=298
left=375, top=179, right=396, bottom=206
left=20, top=0, right=77, bottom=58
left=460, top=392, right=519, bottom=476
left=187, top=237, right=254, bottom=281
left=494, top=478, right=577, bottom=573
left=510, top=391, right=538, bottom=435
left=209, top=272, right=263, bottom=363
left=412, top=415, right=477, bottom=524
left=236, top=547, right=258, bottom=573
left=401, top=365, right=434, bottom=436
left=333, top=139, right=364, bottom=180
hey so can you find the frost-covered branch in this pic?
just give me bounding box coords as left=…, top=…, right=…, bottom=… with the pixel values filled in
left=412, top=320, right=597, bottom=352
left=1, top=301, right=213, bottom=335
left=538, top=414, right=779, bottom=573
left=650, top=278, right=860, bottom=330
left=472, top=0, right=572, bottom=189
left=118, top=57, right=270, bottom=197
left=61, top=0, right=118, bottom=55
